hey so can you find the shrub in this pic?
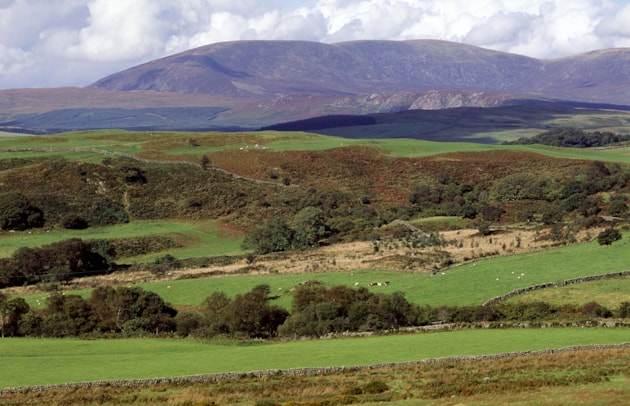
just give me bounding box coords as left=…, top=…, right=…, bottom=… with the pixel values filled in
left=362, top=380, right=389, bottom=394
left=61, top=215, right=89, bottom=230
left=581, top=301, right=612, bottom=318
left=597, top=228, right=622, bottom=246
left=8, top=239, right=114, bottom=287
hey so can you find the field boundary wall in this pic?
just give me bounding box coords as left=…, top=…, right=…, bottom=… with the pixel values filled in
left=2, top=342, right=629, bottom=394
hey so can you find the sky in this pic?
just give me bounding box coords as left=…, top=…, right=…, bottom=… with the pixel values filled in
left=1, top=0, right=630, bottom=89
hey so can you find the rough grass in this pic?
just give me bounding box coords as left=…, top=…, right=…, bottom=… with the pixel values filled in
left=1, top=329, right=629, bottom=389
left=2, top=349, right=630, bottom=405
left=2, top=129, right=629, bottom=164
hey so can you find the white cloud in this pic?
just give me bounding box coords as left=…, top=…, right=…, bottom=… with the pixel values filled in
left=0, top=0, right=629, bottom=88
left=64, top=0, right=166, bottom=61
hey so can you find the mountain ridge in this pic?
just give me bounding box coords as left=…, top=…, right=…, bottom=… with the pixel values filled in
left=88, top=39, right=630, bottom=105
left=2, top=39, right=630, bottom=133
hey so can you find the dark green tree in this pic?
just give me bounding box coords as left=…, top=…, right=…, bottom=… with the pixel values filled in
left=0, top=191, right=44, bottom=230
left=222, top=290, right=288, bottom=338
left=0, top=296, right=30, bottom=337
left=242, top=217, right=293, bottom=254
left=43, top=293, right=95, bottom=337
left=0, top=293, right=7, bottom=337
left=597, top=228, right=622, bottom=246
left=198, top=291, right=232, bottom=337
left=291, top=206, right=328, bottom=249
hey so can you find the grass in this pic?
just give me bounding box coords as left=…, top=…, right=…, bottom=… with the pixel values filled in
left=1, top=328, right=629, bottom=389
left=0, top=219, right=244, bottom=260
left=509, top=276, right=630, bottom=308
left=2, top=348, right=628, bottom=406
left=115, top=230, right=630, bottom=308
left=2, top=130, right=629, bottom=164
left=508, top=144, right=630, bottom=164
left=16, top=231, right=630, bottom=310
left=2, top=352, right=629, bottom=406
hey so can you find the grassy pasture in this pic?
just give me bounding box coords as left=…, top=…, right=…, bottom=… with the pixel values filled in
left=136, top=231, right=630, bottom=308
left=2, top=328, right=629, bottom=389
left=0, top=219, right=243, bottom=260
left=1, top=130, right=630, bottom=165
left=509, top=144, right=630, bottom=164
left=509, top=276, right=630, bottom=308
left=16, top=232, right=630, bottom=310
left=2, top=349, right=629, bottom=405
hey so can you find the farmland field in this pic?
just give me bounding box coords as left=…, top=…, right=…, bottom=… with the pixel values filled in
left=15, top=230, right=630, bottom=310
left=510, top=276, right=630, bottom=308
left=2, top=328, right=629, bottom=389
left=2, top=129, right=629, bottom=164
left=0, top=219, right=244, bottom=260
left=1, top=128, right=629, bottom=405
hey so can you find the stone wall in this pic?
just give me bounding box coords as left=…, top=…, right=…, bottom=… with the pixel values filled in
left=482, top=270, right=630, bottom=306
left=3, top=342, right=628, bottom=394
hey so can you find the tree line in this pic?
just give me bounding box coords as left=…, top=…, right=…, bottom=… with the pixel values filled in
left=0, top=239, right=116, bottom=288
left=505, top=127, right=630, bottom=148
left=2, top=283, right=629, bottom=339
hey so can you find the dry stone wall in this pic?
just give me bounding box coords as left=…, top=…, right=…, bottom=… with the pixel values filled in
left=483, top=270, right=630, bottom=306
left=2, top=342, right=629, bottom=394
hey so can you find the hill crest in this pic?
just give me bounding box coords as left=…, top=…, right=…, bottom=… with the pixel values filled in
left=88, top=39, right=630, bottom=106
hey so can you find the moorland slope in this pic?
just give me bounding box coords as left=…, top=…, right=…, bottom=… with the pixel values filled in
left=3, top=40, right=630, bottom=132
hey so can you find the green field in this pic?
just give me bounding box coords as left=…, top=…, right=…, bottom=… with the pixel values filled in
left=2, top=328, right=629, bottom=389
left=16, top=231, right=630, bottom=310
left=511, top=276, right=630, bottom=308
left=0, top=219, right=243, bottom=261
left=134, top=233, right=630, bottom=308
left=1, top=130, right=629, bottom=163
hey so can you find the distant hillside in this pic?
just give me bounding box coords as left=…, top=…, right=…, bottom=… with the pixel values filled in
left=2, top=40, right=630, bottom=133
left=89, top=40, right=630, bottom=106
left=262, top=104, right=630, bottom=143
left=2, top=107, right=229, bottom=133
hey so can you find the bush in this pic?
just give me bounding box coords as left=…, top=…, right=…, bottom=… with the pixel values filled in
left=61, top=215, right=89, bottom=230
left=597, top=228, right=622, bottom=246
left=362, top=380, right=389, bottom=394
left=7, top=239, right=114, bottom=287
left=581, top=301, right=612, bottom=318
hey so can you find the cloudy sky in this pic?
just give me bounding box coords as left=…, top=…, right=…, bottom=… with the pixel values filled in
left=2, top=0, right=630, bottom=89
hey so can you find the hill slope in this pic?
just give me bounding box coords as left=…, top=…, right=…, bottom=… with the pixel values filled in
left=3, top=40, right=630, bottom=133
left=89, top=40, right=630, bottom=105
